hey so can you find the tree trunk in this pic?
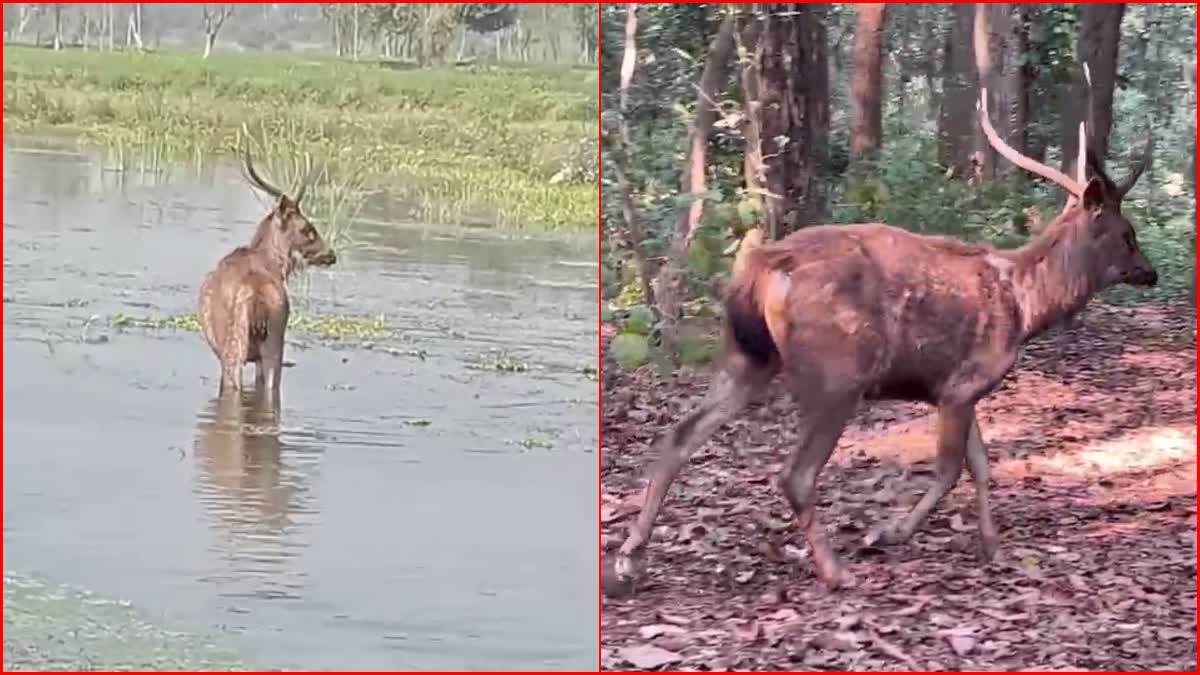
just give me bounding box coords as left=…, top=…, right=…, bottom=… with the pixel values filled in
left=655, top=14, right=737, bottom=359
left=352, top=4, right=359, bottom=60
left=939, top=4, right=976, bottom=179
left=758, top=3, right=830, bottom=237
left=609, top=5, right=656, bottom=313
left=127, top=4, right=144, bottom=51
left=849, top=4, right=886, bottom=161
left=969, top=2, right=998, bottom=180
left=1000, top=4, right=1029, bottom=178
left=739, top=14, right=765, bottom=218
left=1074, top=3, right=1125, bottom=169
left=52, top=3, right=63, bottom=50
left=204, top=32, right=215, bottom=58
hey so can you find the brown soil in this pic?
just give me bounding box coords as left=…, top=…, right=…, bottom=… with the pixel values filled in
left=601, top=300, right=1196, bottom=671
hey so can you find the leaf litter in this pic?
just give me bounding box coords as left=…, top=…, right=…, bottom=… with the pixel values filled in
left=602, top=301, right=1196, bottom=671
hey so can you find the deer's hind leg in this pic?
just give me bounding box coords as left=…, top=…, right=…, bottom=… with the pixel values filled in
left=604, top=350, right=774, bottom=596
left=777, top=391, right=859, bottom=589
left=219, top=289, right=254, bottom=393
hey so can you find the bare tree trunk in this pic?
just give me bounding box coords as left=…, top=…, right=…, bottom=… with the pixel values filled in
left=82, top=5, right=91, bottom=51
left=759, top=3, right=830, bottom=237
left=1000, top=4, right=1029, bottom=178
left=201, top=4, right=233, bottom=60
left=608, top=5, right=656, bottom=313
left=456, top=26, right=467, bottom=61
left=849, top=4, right=887, bottom=161
left=1075, top=3, right=1125, bottom=169
left=972, top=3, right=1003, bottom=181
left=655, top=14, right=737, bottom=358
left=738, top=13, right=765, bottom=218
left=16, top=4, right=36, bottom=39
left=52, top=3, right=63, bottom=50
left=352, top=3, right=359, bottom=61
left=126, top=4, right=144, bottom=51
left=939, top=4, right=976, bottom=179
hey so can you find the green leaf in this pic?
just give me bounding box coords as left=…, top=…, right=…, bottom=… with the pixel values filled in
left=612, top=333, right=651, bottom=369
left=623, top=305, right=656, bottom=336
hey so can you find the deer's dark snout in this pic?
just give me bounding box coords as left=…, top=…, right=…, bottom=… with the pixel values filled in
left=309, top=248, right=337, bottom=266
left=1121, top=248, right=1158, bottom=287
left=1129, top=261, right=1158, bottom=287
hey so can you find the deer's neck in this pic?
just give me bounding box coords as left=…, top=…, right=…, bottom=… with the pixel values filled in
left=249, top=221, right=294, bottom=280
left=1000, top=214, right=1099, bottom=341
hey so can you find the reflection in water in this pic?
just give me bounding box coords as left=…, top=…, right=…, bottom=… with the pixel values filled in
left=4, top=137, right=597, bottom=669
left=192, top=390, right=318, bottom=600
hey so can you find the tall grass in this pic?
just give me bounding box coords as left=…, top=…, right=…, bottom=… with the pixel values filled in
left=3, top=46, right=597, bottom=231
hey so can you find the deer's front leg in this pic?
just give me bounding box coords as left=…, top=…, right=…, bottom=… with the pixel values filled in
left=863, top=403, right=972, bottom=548
left=963, top=414, right=999, bottom=562
left=258, top=318, right=287, bottom=405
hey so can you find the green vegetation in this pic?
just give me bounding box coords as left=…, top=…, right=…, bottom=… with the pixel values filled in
left=3, top=45, right=596, bottom=230
left=4, top=573, right=250, bottom=672
left=109, top=310, right=391, bottom=342
left=602, top=4, right=1196, bottom=369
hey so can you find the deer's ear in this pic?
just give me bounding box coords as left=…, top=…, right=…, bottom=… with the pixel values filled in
left=1081, top=177, right=1107, bottom=210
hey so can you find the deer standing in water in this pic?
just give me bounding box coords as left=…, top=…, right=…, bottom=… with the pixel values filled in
left=198, top=129, right=337, bottom=402
left=604, top=89, right=1156, bottom=596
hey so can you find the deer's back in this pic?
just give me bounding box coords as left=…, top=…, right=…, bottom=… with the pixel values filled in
left=757, top=224, right=1022, bottom=402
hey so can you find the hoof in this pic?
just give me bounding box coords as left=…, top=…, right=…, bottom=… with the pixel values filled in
left=978, top=534, right=999, bottom=563
left=862, top=521, right=906, bottom=548
left=814, top=558, right=855, bottom=591
left=601, top=554, right=638, bottom=599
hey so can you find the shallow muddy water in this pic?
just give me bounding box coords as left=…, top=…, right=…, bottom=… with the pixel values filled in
left=2, top=138, right=598, bottom=671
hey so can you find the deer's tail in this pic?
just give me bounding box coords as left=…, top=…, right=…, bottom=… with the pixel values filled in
left=723, top=228, right=779, bottom=367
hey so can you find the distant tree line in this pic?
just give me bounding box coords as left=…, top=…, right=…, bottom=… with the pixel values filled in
left=2, top=3, right=598, bottom=65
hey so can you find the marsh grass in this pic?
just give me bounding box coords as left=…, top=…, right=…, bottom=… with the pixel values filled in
left=238, top=119, right=369, bottom=255
left=3, top=46, right=596, bottom=230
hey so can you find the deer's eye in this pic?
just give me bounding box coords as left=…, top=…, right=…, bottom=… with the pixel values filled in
left=303, top=226, right=317, bottom=240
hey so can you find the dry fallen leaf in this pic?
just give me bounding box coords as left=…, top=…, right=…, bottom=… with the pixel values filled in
left=656, top=612, right=692, bottom=626
left=638, top=624, right=688, bottom=639
left=976, top=608, right=1029, bottom=622
left=729, top=619, right=761, bottom=643
left=811, top=630, right=862, bottom=651
left=947, top=635, right=976, bottom=656
left=618, top=644, right=683, bottom=670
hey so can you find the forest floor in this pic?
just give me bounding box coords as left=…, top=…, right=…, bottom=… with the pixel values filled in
left=601, top=299, right=1196, bottom=671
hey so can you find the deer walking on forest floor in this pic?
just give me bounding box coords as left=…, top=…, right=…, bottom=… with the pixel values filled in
left=198, top=126, right=337, bottom=403
left=603, top=89, right=1156, bottom=597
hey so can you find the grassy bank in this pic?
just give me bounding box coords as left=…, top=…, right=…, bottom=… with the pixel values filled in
left=2, top=45, right=596, bottom=231
left=4, top=572, right=251, bottom=671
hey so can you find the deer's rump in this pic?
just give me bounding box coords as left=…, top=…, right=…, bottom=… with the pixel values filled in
left=722, top=224, right=1023, bottom=404
left=198, top=258, right=287, bottom=364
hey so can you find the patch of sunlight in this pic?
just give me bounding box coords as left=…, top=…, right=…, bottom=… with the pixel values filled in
left=994, top=426, right=1196, bottom=481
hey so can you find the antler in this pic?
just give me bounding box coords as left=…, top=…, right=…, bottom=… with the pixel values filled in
left=978, top=88, right=1083, bottom=198
left=293, top=152, right=314, bottom=205
left=240, top=122, right=285, bottom=200
left=1114, top=126, right=1153, bottom=199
